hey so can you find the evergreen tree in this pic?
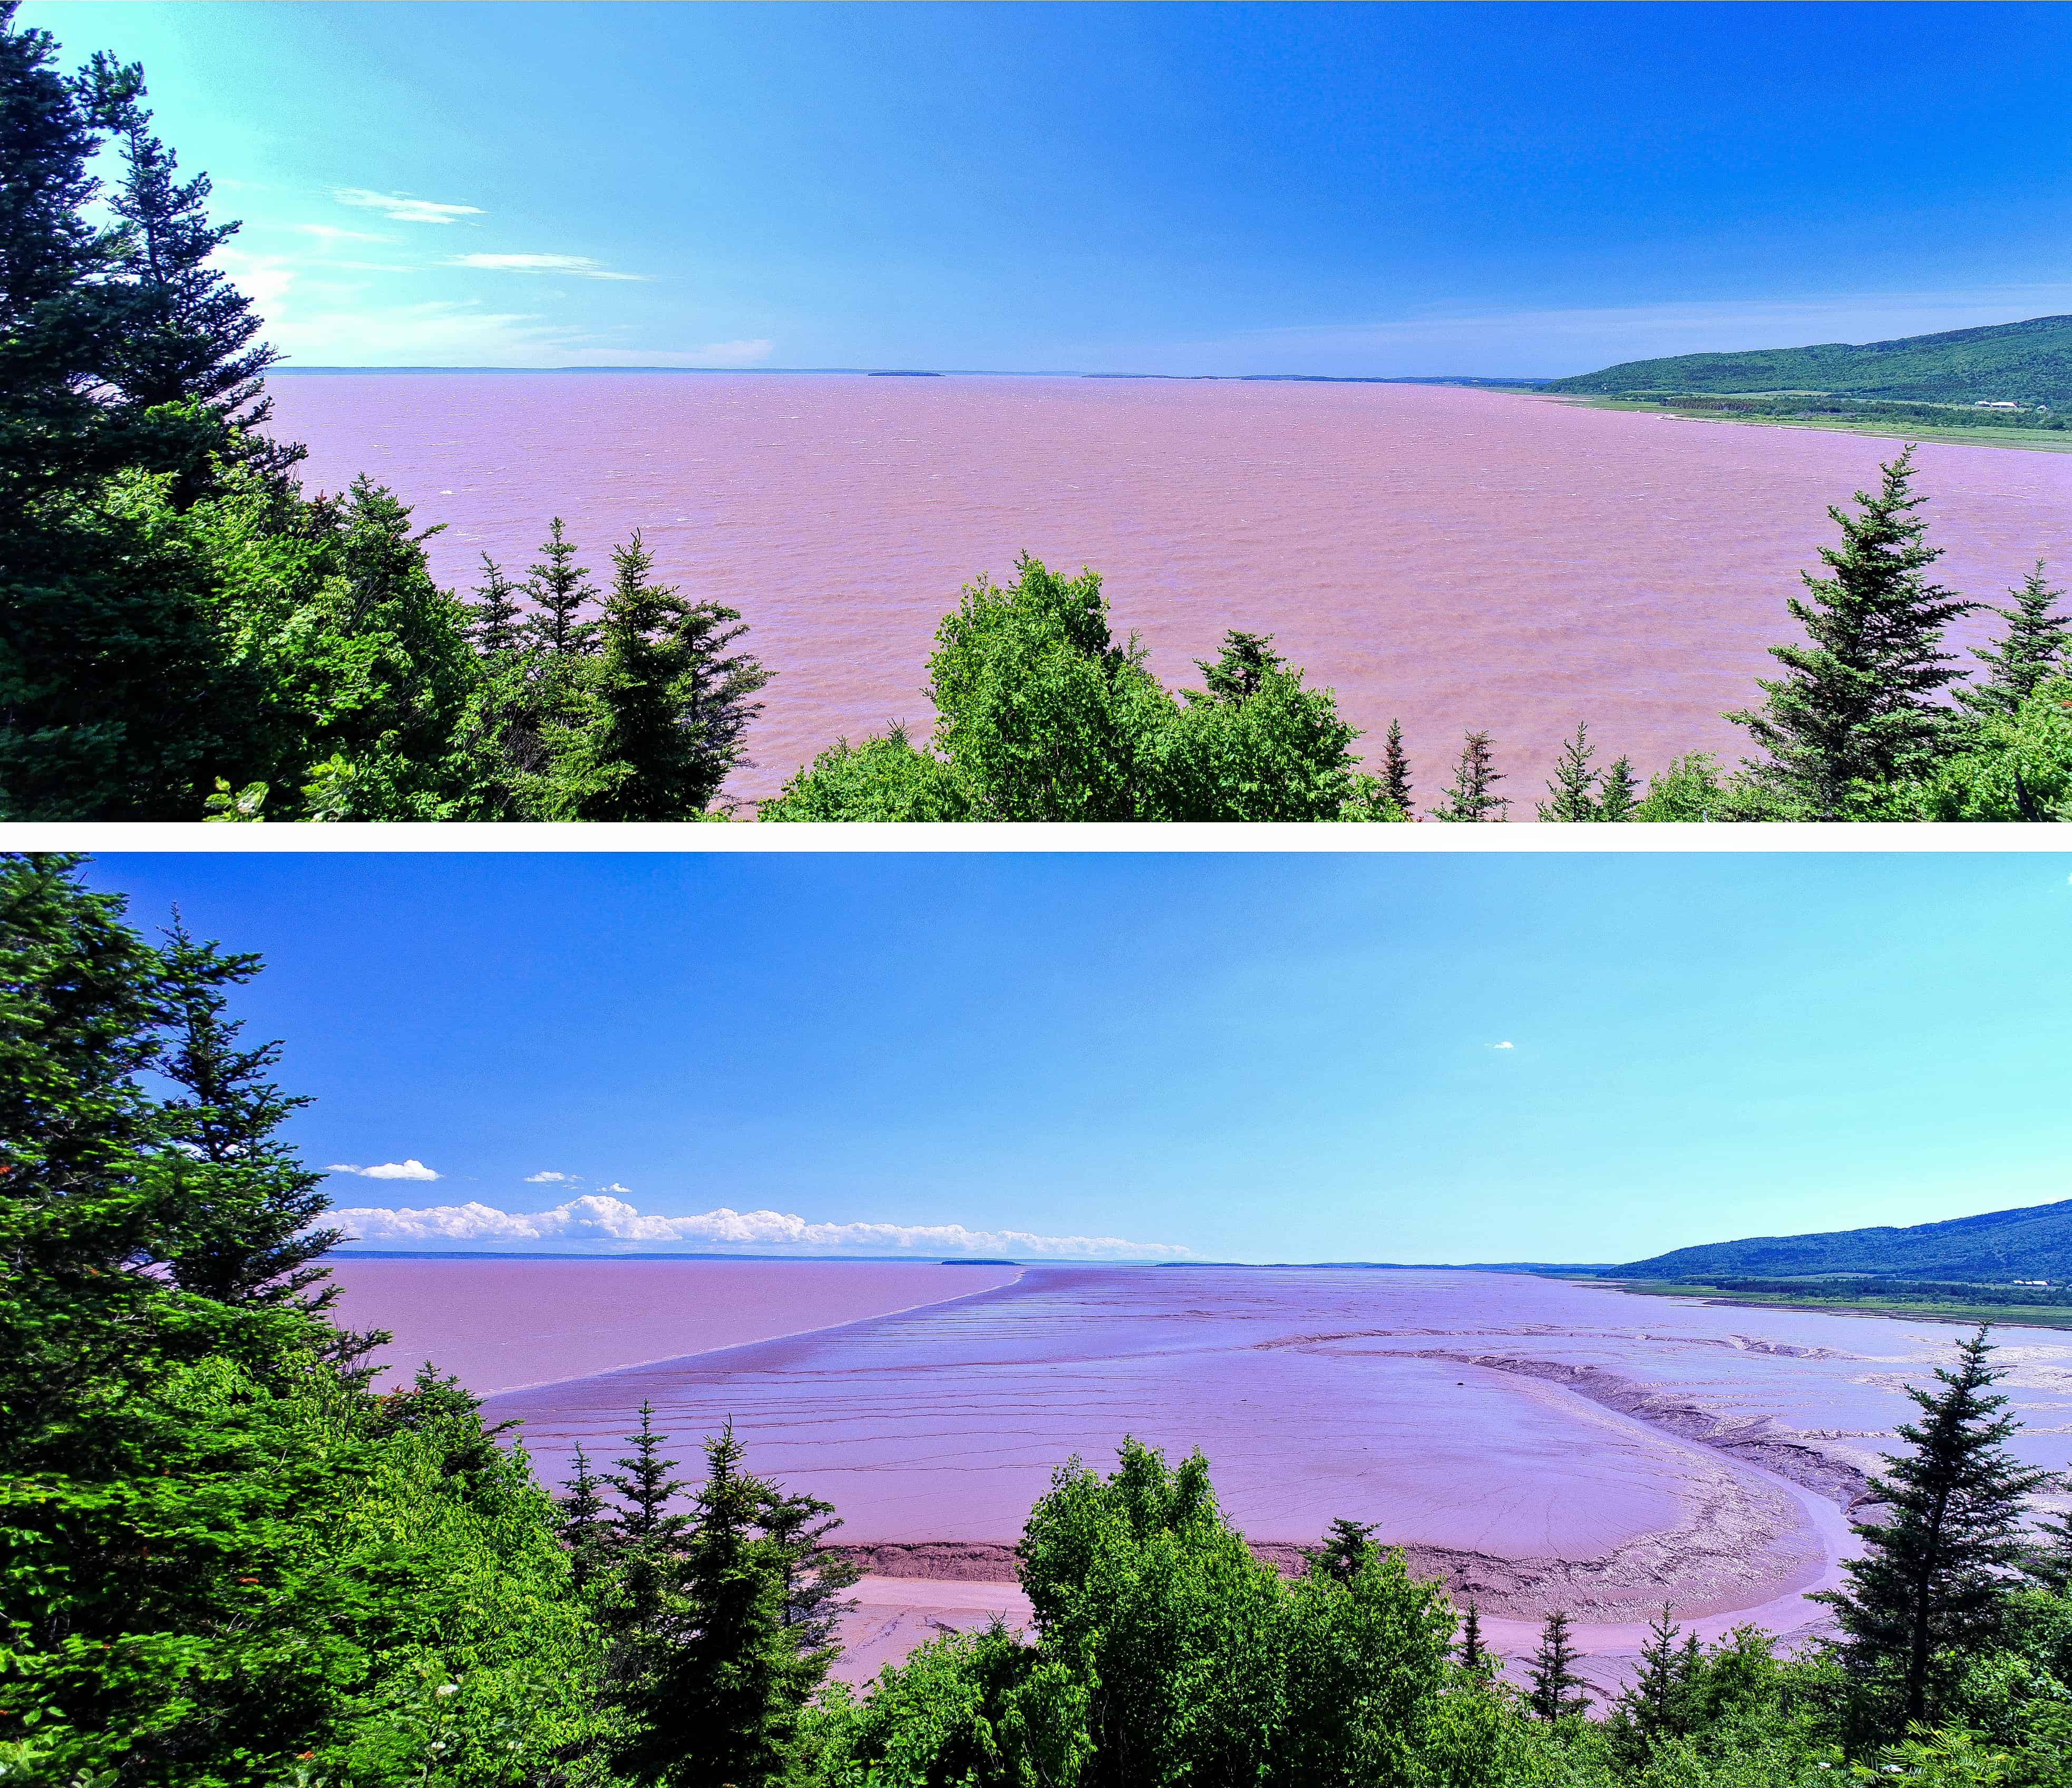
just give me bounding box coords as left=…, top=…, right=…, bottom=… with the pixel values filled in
left=1382, top=717, right=1413, bottom=812
left=1598, top=754, right=1640, bottom=821
left=539, top=531, right=769, bottom=820
left=101, top=97, right=294, bottom=484
left=468, top=552, right=527, bottom=657
left=1958, top=561, right=2070, bottom=723
left=616, top=1423, right=828, bottom=1788
left=1813, top=1324, right=2054, bottom=1736
left=757, top=1484, right=863, bottom=1652
left=1728, top=448, right=1975, bottom=818
left=1431, top=730, right=1508, bottom=821
left=522, top=517, right=601, bottom=658
left=1611, top=1605, right=1686, bottom=1757
left=1309, top=1516, right=1381, bottom=1586
left=558, top=1443, right=615, bottom=1591
left=607, top=1401, right=692, bottom=1549
left=1191, top=629, right=1285, bottom=705
left=1457, top=1601, right=1485, bottom=1670
left=0, top=9, right=138, bottom=511
left=1526, top=1609, right=1589, bottom=1721
left=152, top=916, right=347, bottom=1319
left=1536, top=722, right=1600, bottom=821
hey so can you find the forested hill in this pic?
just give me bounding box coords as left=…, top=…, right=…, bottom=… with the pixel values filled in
left=1609, top=1196, right=2072, bottom=1283
left=1545, top=313, right=2072, bottom=405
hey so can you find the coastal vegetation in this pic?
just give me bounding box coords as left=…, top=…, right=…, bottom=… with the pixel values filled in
left=1544, top=314, right=2072, bottom=408
left=16, top=847, right=2072, bottom=1786
left=3, top=4, right=2069, bottom=823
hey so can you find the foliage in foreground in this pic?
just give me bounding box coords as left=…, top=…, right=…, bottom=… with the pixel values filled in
left=16, top=849, right=2072, bottom=1784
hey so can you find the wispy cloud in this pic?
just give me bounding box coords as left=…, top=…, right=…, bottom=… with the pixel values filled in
left=334, top=188, right=484, bottom=225
left=446, top=252, right=646, bottom=283
left=1491, top=1041, right=1515, bottom=1051
left=295, top=223, right=391, bottom=244
left=330, top=1193, right=1189, bottom=1259
left=526, top=1170, right=575, bottom=1184
left=329, top=1159, right=442, bottom=1181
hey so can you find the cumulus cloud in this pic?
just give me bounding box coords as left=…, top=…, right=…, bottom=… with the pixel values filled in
left=1491, top=1041, right=1515, bottom=1050
left=445, top=252, right=645, bottom=282
left=335, top=188, right=484, bottom=225
left=525, top=1170, right=574, bottom=1183
left=330, top=1193, right=1189, bottom=1260
left=329, top=1159, right=442, bottom=1181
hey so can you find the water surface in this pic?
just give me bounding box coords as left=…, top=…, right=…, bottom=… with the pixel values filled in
left=271, top=374, right=2072, bottom=803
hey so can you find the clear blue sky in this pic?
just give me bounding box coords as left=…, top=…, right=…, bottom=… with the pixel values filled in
left=22, top=2, right=2072, bottom=374
left=78, top=850, right=2072, bottom=1265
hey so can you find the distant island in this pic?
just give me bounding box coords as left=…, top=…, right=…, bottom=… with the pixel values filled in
left=1540, top=313, right=2072, bottom=449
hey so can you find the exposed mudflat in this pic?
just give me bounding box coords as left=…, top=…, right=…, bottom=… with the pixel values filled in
left=470, top=1265, right=2072, bottom=1687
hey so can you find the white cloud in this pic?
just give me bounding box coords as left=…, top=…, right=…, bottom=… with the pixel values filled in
left=295, top=223, right=390, bottom=243
left=329, top=1159, right=442, bottom=1181
left=1491, top=1041, right=1515, bottom=1050
left=445, top=252, right=646, bottom=283
left=525, top=1170, right=575, bottom=1183
left=600, top=1181, right=631, bottom=1193
left=330, top=1193, right=1189, bottom=1260
left=334, top=188, right=484, bottom=225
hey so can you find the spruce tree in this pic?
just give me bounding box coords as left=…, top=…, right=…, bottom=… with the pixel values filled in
left=1598, top=754, right=1640, bottom=822
left=468, top=553, right=527, bottom=657
left=1958, top=561, right=2070, bottom=723
left=1431, top=730, right=1508, bottom=821
left=757, top=1484, right=862, bottom=1651
left=1457, top=1601, right=1486, bottom=1671
left=1526, top=1609, right=1589, bottom=1721
left=558, top=1443, right=615, bottom=1591
left=1537, top=722, right=1600, bottom=821
left=615, top=1424, right=826, bottom=1788
left=540, top=531, right=769, bottom=819
left=1813, top=1324, right=2053, bottom=1736
left=103, top=100, right=293, bottom=481
left=1309, top=1516, right=1381, bottom=1586
left=522, top=517, right=601, bottom=658
left=152, top=918, right=336, bottom=1304
left=1382, top=718, right=1413, bottom=812
left=607, top=1401, right=692, bottom=1548
left=1728, top=448, right=1974, bottom=818
left=1611, top=1605, right=1686, bottom=1758
left=1191, top=629, right=1285, bottom=705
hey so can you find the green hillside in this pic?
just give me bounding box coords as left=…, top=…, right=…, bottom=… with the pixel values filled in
left=1546, top=313, right=2072, bottom=405
left=1607, top=1197, right=2072, bottom=1284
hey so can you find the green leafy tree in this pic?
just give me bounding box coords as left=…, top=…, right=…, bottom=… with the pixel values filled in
left=1526, top=1610, right=1589, bottom=1721
left=1729, top=448, right=1975, bottom=819
left=1431, top=730, right=1509, bottom=821
left=1958, top=563, right=2070, bottom=725
left=1814, top=1325, right=2055, bottom=1738
left=1901, top=677, right=2072, bottom=822
left=1538, top=722, right=1601, bottom=820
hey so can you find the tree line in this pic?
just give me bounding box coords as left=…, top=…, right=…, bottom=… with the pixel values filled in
left=4, top=1, right=2068, bottom=824
left=13, top=847, right=2072, bottom=1786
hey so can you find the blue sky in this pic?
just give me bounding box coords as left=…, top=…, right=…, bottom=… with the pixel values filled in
left=23, top=2, right=2072, bottom=374
left=79, top=851, right=2072, bottom=1265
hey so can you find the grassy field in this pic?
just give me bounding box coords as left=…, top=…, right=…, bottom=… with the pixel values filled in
left=1522, top=391, right=2072, bottom=454
left=1590, top=1277, right=2072, bottom=1329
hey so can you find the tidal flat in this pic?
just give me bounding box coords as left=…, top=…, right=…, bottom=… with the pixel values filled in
left=335, top=1259, right=2072, bottom=1692
left=270, top=373, right=2072, bottom=801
